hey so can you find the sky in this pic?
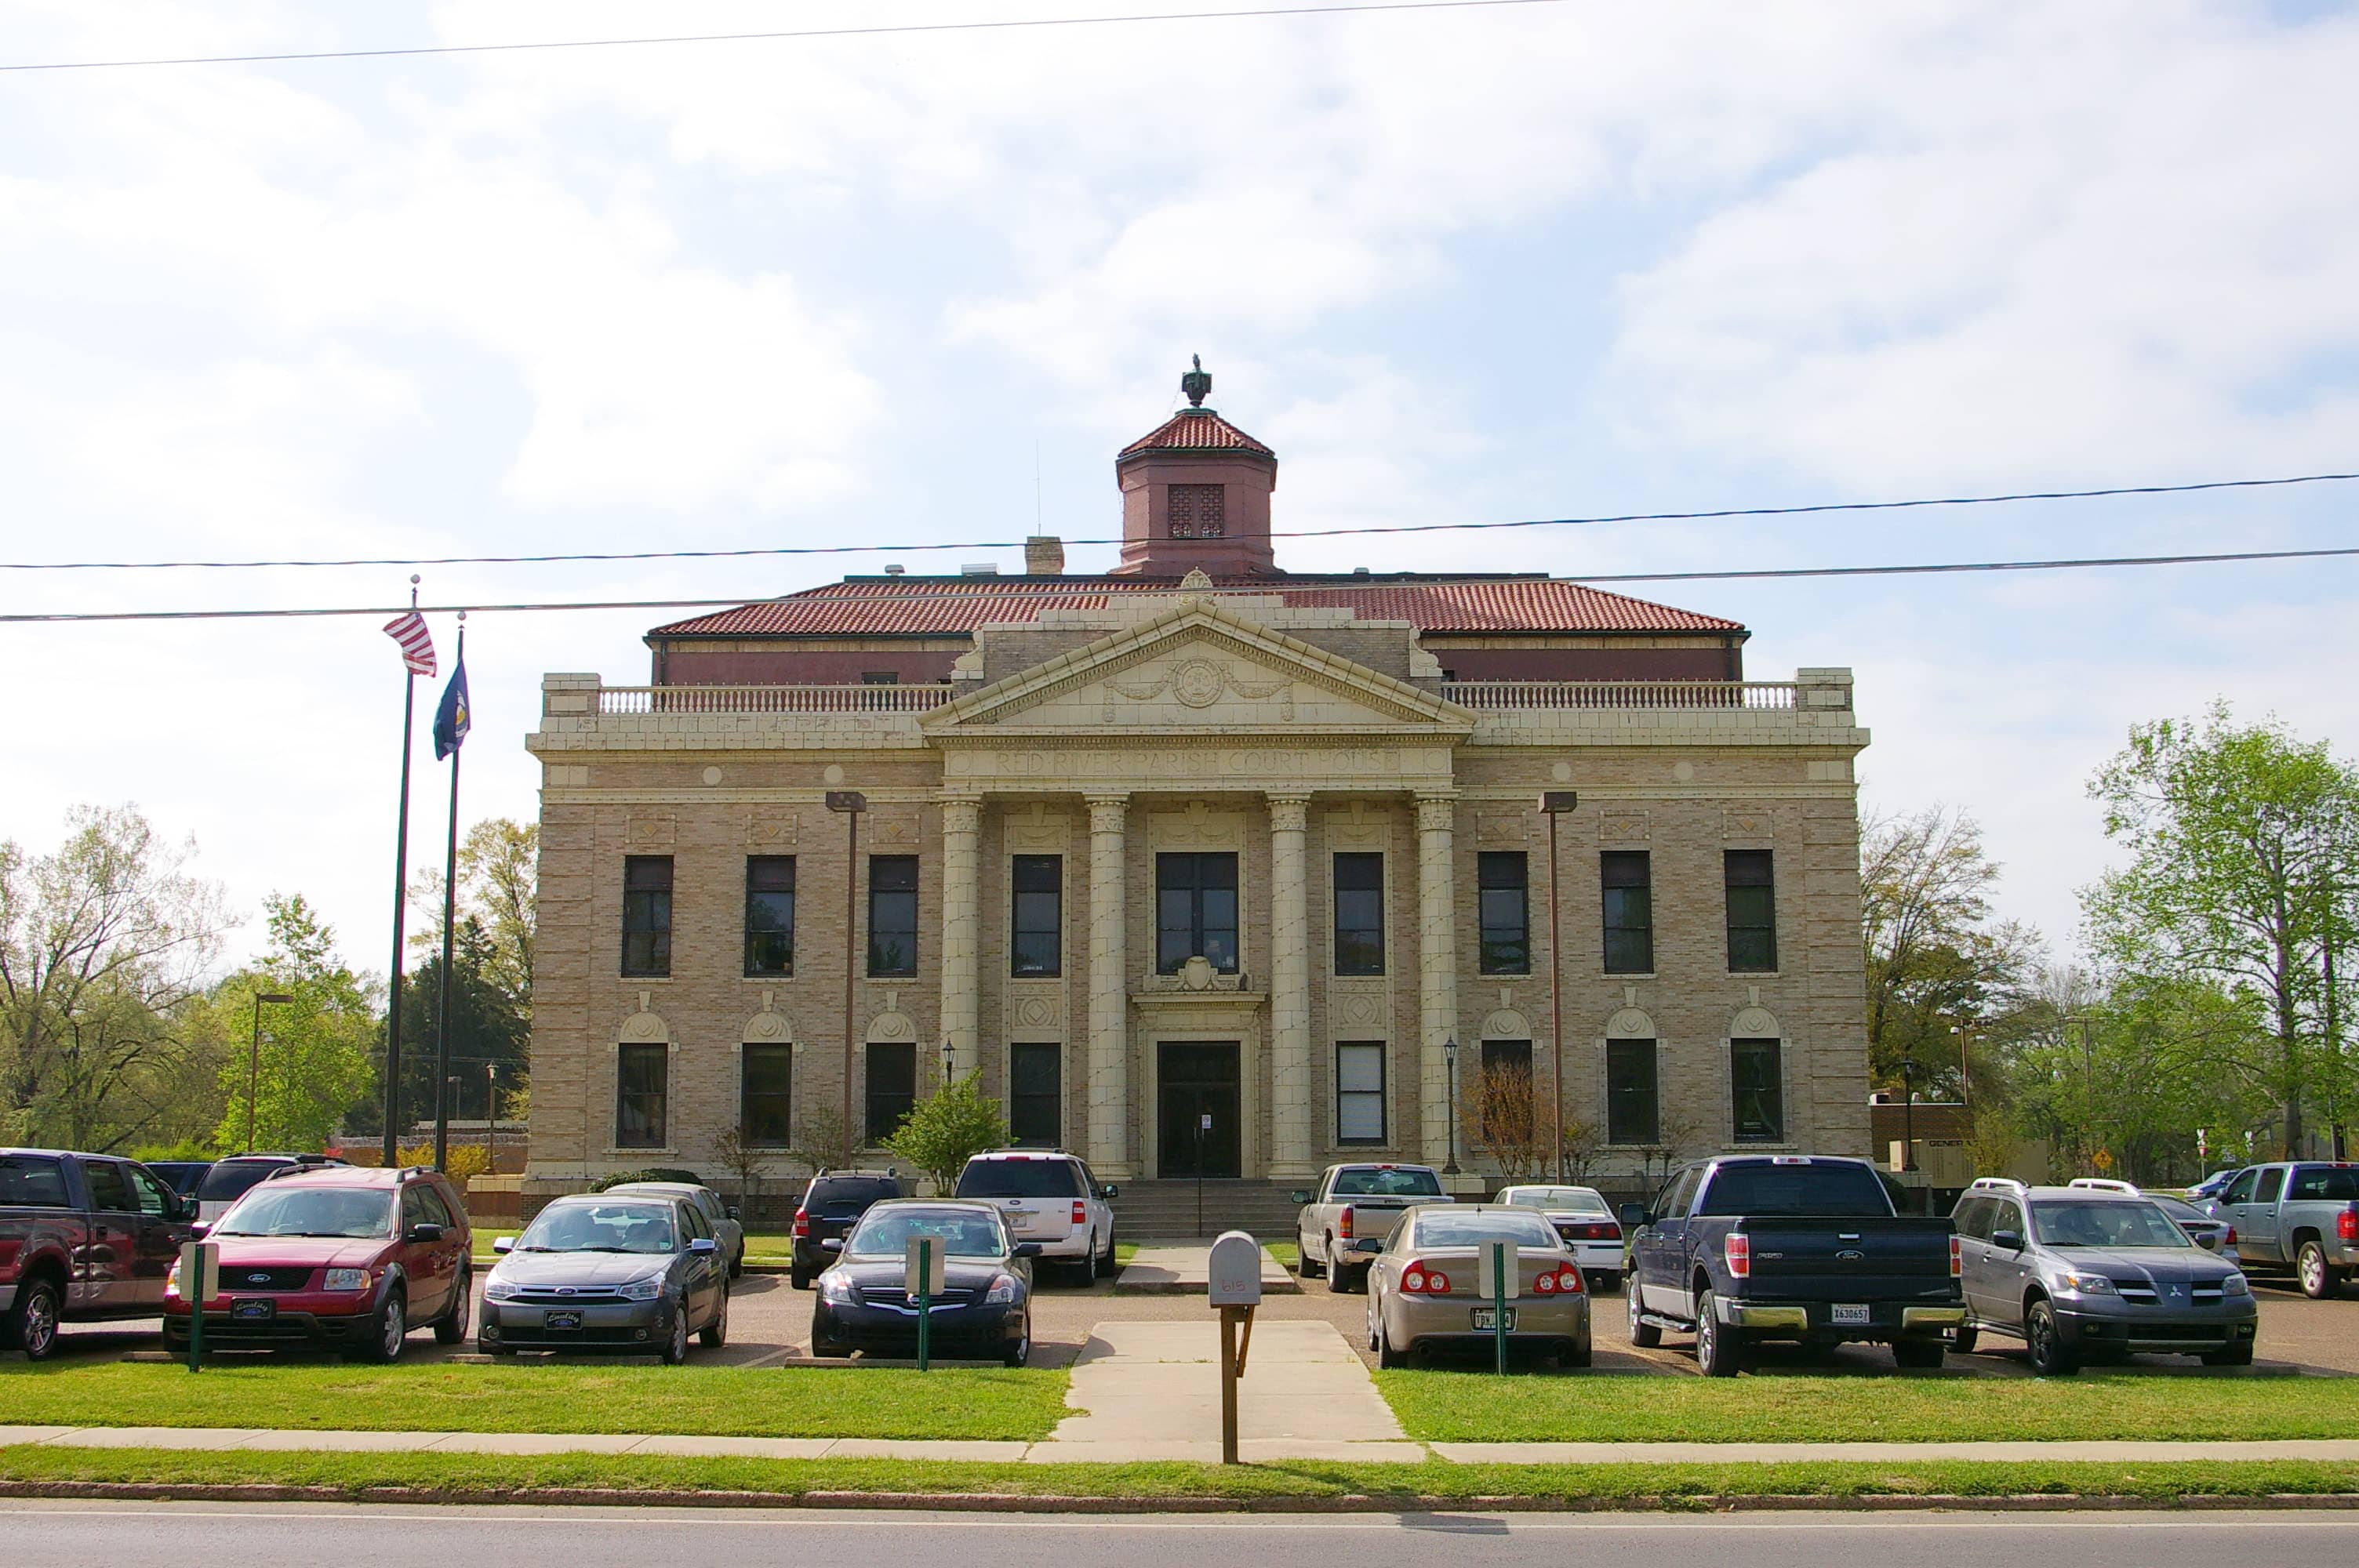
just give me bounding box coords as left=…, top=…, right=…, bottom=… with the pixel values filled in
left=4, top=0, right=2357, bottom=982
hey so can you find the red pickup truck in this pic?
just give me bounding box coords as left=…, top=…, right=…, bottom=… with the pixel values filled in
left=2, top=1147, right=196, bottom=1360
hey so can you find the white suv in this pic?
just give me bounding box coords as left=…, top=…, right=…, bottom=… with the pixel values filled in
left=952, top=1151, right=1118, bottom=1283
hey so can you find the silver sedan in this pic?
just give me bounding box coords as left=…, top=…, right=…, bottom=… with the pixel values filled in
left=1365, top=1204, right=1593, bottom=1369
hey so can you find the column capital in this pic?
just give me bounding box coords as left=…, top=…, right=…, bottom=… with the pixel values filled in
left=938, top=793, right=984, bottom=833
left=1265, top=792, right=1310, bottom=833
left=1085, top=793, right=1129, bottom=833
left=1415, top=792, right=1459, bottom=833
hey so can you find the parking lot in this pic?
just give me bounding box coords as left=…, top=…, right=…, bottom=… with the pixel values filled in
left=50, top=1264, right=2359, bottom=1377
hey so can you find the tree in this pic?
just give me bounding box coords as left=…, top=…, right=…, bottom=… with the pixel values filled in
left=0, top=805, right=230, bottom=1150
left=368, top=916, right=529, bottom=1139
left=2085, top=703, right=2359, bottom=1156
left=1861, top=804, right=2040, bottom=1097
left=883, top=1073, right=1009, bottom=1194
left=209, top=895, right=378, bottom=1153
left=408, top=818, right=536, bottom=1021
left=790, top=1100, right=856, bottom=1177
left=712, top=1126, right=776, bottom=1215
left=1459, top=1058, right=1543, bottom=1179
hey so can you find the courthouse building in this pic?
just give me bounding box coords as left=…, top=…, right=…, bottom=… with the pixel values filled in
left=522, top=367, right=1874, bottom=1210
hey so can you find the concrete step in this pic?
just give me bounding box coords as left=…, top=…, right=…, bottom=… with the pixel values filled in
left=1110, top=1180, right=1301, bottom=1240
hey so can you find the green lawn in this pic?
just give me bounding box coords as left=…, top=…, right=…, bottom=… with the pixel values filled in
left=1378, top=1367, right=2359, bottom=1443
left=1263, top=1240, right=1299, bottom=1272
left=471, top=1229, right=799, bottom=1265
left=1114, top=1241, right=1141, bottom=1269
left=0, top=1361, right=1068, bottom=1441
left=2, top=1445, right=2355, bottom=1504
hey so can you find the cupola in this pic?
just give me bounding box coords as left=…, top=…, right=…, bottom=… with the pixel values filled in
left=1108, top=356, right=1280, bottom=577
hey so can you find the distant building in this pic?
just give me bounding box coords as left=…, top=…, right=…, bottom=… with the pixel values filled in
left=522, top=367, right=1874, bottom=1211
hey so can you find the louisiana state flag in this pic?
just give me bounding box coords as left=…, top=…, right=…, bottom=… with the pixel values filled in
left=432, top=657, right=471, bottom=760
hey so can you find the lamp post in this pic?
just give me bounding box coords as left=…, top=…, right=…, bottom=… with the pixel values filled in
left=1442, top=1036, right=1461, bottom=1177
left=941, top=1038, right=955, bottom=1087
left=1539, top=790, right=1578, bottom=1181
left=484, top=1062, right=499, bottom=1171
left=245, top=993, right=294, bottom=1155
left=825, top=790, right=868, bottom=1156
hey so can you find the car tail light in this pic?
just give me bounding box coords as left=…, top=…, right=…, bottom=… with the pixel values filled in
left=2225, top=1226, right=2237, bottom=1247
left=2340, top=1210, right=2357, bottom=1244
left=1339, top=1206, right=1354, bottom=1240
left=1725, top=1232, right=1750, bottom=1279
left=1072, top=1201, right=1087, bottom=1225
left=1400, top=1261, right=1452, bottom=1294
left=1950, top=1235, right=1963, bottom=1277
left=792, top=1208, right=809, bottom=1240
left=1579, top=1221, right=1620, bottom=1242
left=1533, top=1264, right=1583, bottom=1294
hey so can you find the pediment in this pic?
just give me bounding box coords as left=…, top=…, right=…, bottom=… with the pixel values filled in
left=922, top=599, right=1472, bottom=739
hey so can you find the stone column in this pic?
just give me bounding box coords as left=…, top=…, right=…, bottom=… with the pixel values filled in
left=938, top=793, right=983, bottom=1084
left=1086, top=793, right=1132, bottom=1177
left=1267, top=793, right=1314, bottom=1181
left=1416, top=790, right=1459, bottom=1168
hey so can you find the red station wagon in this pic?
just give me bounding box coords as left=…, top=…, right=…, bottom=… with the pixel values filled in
left=164, top=1165, right=472, bottom=1362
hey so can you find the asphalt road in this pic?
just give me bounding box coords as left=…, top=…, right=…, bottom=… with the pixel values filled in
left=5, top=1502, right=2357, bottom=1567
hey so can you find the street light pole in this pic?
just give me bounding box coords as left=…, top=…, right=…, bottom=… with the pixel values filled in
left=1539, top=791, right=1578, bottom=1181
left=825, top=791, right=868, bottom=1159
left=484, top=1062, right=499, bottom=1171
left=1442, top=1036, right=1460, bottom=1177
left=245, top=993, right=294, bottom=1155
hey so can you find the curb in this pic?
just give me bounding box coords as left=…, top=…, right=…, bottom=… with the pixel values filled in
left=2, top=1479, right=2356, bottom=1514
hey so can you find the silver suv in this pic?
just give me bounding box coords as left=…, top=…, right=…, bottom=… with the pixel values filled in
left=951, top=1151, right=1117, bottom=1283
left=1950, top=1178, right=2258, bottom=1374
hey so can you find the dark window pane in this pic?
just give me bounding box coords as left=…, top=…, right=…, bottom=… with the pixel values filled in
left=1332, top=853, right=1385, bottom=976
left=1601, top=851, right=1652, bottom=974
left=1011, top=855, right=1062, bottom=977
left=1725, top=849, right=1777, bottom=972
left=867, top=855, right=918, bottom=977
left=1168, top=482, right=1226, bottom=539
left=1477, top=1039, right=1534, bottom=1145
left=1156, top=852, right=1240, bottom=974
left=741, top=1044, right=793, bottom=1147
left=1731, top=1038, right=1783, bottom=1142
left=1477, top=851, right=1529, bottom=975
left=616, top=1043, right=668, bottom=1149
left=865, top=1042, right=917, bottom=1143
left=744, top=855, right=796, bottom=977
left=1009, top=1042, right=1062, bottom=1146
left=1605, top=1038, right=1658, bottom=1145
left=621, top=855, right=673, bottom=977
left=1336, top=1041, right=1386, bottom=1144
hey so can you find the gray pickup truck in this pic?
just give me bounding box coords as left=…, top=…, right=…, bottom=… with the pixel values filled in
left=2201, top=1162, right=2359, bottom=1298
left=1292, top=1163, right=1453, bottom=1293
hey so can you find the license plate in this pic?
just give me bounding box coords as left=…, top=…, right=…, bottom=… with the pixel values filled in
left=1004, top=1212, right=1033, bottom=1229
left=231, top=1298, right=274, bottom=1322
left=1471, top=1308, right=1518, bottom=1330
left=1831, top=1303, right=1870, bottom=1326
left=543, top=1310, right=583, bottom=1331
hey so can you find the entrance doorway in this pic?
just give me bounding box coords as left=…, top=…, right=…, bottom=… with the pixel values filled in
left=1158, top=1042, right=1241, bottom=1178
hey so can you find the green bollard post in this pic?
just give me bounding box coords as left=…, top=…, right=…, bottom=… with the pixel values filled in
left=1492, top=1240, right=1508, bottom=1376
left=917, top=1236, right=932, bottom=1373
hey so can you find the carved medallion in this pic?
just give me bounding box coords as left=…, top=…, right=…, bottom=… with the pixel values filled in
left=1173, top=659, right=1226, bottom=708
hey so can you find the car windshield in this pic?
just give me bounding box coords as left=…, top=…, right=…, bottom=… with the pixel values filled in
left=2289, top=1167, right=2359, bottom=1201
left=518, top=1201, right=678, bottom=1254
left=216, top=1186, right=393, bottom=1239
left=2031, top=1199, right=2192, bottom=1250
left=1696, top=1161, right=1895, bottom=1217
left=1501, top=1186, right=1609, bottom=1214
left=848, top=1207, right=1008, bottom=1258
left=955, top=1160, right=1081, bottom=1199
left=1411, top=1210, right=1560, bottom=1249
left=1331, top=1167, right=1444, bottom=1198
left=197, top=1161, right=287, bottom=1203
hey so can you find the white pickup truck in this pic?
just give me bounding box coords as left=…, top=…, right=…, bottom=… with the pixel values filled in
left=1292, top=1163, right=1452, bottom=1294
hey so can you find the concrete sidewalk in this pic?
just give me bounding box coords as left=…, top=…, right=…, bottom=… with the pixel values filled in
left=1113, top=1244, right=1295, bottom=1295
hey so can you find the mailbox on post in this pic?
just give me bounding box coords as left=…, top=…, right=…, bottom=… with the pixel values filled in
left=1208, top=1231, right=1263, bottom=1308
left=1207, top=1229, right=1261, bottom=1465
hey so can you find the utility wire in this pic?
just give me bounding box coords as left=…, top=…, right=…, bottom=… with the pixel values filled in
left=5, top=470, right=2354, bottom=573
left=0, top=0, right=1566, bottom=74
left=5, top=544, right=2354, bottom=624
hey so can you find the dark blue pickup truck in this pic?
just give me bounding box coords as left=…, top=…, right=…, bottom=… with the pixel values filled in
left=1619, top=1154, right=1964, bottom=1375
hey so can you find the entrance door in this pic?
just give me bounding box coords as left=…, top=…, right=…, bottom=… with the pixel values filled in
left=1158, top=1043, right=1241, bottom=1178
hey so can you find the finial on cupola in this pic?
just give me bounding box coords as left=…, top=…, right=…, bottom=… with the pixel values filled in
left=1180, top=354, right=1212, bottom=409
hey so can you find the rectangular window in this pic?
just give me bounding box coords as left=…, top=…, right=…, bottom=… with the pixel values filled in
left=1601, top=851, right=1653, bottom=974
left=1168, top=482, right=1225, bottom=538
left=1336, top=1042, right=1387, bottom=1145
left=621, top=855, right=674, bottom=977
left=1009, top=1042, right=1062, bottom=1146
left=867, top=855, right=919, bottom=977
left=1478, top=1039, right=1534, bottom=1145
left=1478, top=851, right=1529, bottom=975
left=1332, top=853, right=1385, bottom=975
left=1605, top=1038, right=1659, bottom=1145
left=740, top=1044, right=793, bottom=1148
left=1731, top=1038, right=1783, bottom=1143
left=743, top=855, right=795, bottom=977
left=860, top=670, right=899, bottom=684
left=1156, top=852, right=1239, bottom=973
left=1725, top=850, right=1777, bottom=973
left=1011, top=855, right=1063, bottom=978
left=616, top=1043, right=668, bottom=1149
left=865, top=1041, right=917, bottom=1143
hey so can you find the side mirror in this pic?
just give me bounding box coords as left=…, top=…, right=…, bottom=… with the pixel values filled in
left=725, top=1206, right=742, bottom=1221
left=405, top=1223, right=444, bottom=1244
left=1012, top=1241, right=1043, bottom=1258
left=1991, top=1229, right=2024, bottom=1251
left=821, top=1237, right=843, bottom=1252
left=173, top=1197, right=198, bottom=1224
left=1290, top=1190, right=1312, bottom=1206
left=688, top=1237, right=719, bottom=1254
left=1616, top=1203, right=1649, bottom=1231
left=493, top=1236, right=515, bottom=1254
left=1098, top=1185, right=1118, bottom=1201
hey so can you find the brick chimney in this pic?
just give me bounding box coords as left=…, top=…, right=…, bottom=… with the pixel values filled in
left=1024, top=535, right=1065, bottom=575
left=1108, top=357, right=1279, bottom=577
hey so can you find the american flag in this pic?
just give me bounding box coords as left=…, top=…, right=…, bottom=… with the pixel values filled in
left=382, top=611, right=436, bottom=677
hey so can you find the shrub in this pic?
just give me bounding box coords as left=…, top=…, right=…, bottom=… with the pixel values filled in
left=395, top=1143, right=493, bottom=1181
left=883, top=1073, right=1009, bottom=1194
left=592, top=1167, right=703, bottom=1191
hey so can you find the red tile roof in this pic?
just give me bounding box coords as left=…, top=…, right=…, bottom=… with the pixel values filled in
left=1118, top=410, right=1276, bottom=458
left=649, top=575, right=1744, bottom=639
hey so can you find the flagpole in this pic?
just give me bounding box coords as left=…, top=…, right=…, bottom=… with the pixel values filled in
left=433, top=612, right=466, bottom=1172
left=383, top=575, right=421, bottom=1167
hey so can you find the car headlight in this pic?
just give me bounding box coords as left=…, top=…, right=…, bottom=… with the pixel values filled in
left=322, top=1268, right=372, bottom=1292
left=818, top=1271, right=856, bottom=1301
left=2222, top=1272, right=2250, bottom=1295
left=2059, top=1272, right=2116, bottom=1294
left=482, top=1275, right=518, bottom=1301
left=617, top=1276, right=665, bottom=1301
left=984, top=1272, right=1018, bottom=1305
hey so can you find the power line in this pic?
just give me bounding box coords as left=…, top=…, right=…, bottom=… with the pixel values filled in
left=6, top=469, right=2355, bottom=572
left=4, top=543, right=2353, bottom=624
left=0, top=0, right=1566, bottom=74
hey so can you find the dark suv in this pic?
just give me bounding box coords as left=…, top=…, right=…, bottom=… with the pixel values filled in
left=790, top=1170, right=907, bottom=1290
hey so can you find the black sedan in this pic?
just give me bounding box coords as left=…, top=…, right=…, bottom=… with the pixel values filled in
left=811, top=1200, right=1037, bottom=1365
left=477, top=1196, right=728, bottom=1363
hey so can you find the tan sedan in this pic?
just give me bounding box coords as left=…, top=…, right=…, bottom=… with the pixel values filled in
left=1364, top=1204, right=1594, bottom=1368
